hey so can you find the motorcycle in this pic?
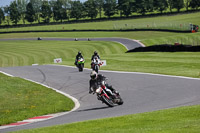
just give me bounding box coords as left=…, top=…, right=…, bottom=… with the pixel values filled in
left=77, top=57, right=85, bottom=72
left=95, top=84, right=123, bottom=107
left=91, top=57, right=101, bottom=73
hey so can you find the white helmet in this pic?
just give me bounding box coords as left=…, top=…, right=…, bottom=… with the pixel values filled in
left=90, top=71, right=97, bottom=80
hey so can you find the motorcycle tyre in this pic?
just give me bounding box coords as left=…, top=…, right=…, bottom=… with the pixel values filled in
left=101, top=95, right=114, bottom=107
left=94, top=65, right=99, bottom=73
left=78, top=64, right=83, bottom=72
left=115, top=94, right=123, bottom=105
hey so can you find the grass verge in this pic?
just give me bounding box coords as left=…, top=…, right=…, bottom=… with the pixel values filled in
left=0, top=40, right=200, bottom=78
left=0, top=31, right=200, bottom=46
left=11, top=105, right=200, bottom=133
left=0, top=73, right=74, bottom=126
left=1, top=12, right=200, bottom=32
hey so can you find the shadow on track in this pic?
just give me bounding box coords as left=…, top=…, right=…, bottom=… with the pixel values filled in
left=77, top=106, right=110, bottom=112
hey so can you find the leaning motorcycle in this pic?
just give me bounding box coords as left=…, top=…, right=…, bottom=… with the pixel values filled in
left=77, top=57, right=85, bottom=72
left=91, top=58, right=101, bottom=73
left=95, top=84, right=123, bottom=107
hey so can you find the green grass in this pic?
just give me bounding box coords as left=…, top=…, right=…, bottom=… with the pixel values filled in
left=11, top=105, right=200, bottom=133
left=1, top=12, right=200, bottom=32
left=0, top=40, right=126, bottom=67
left=0, top=40, right=200, bottom=78
left=1, top=31, right=200, bottom=46
left=0, top=73, right=74, bottom=126
left=1, top=11, right=200, bottom=132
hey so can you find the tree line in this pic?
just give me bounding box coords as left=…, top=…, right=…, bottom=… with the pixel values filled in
left=0, top=0, right=199, bottom=25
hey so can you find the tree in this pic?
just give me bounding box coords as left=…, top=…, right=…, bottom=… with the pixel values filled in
left=52, top=0, right=67, bottom=22
left=118, top=0, right=134, bottom=17
left=96, top=0, right=104, bottom=18
left=134, top=0, right=154, bottom=15
left=185, top=0, right=192, bottom=11
left=30, top=0, right=42, bottom=23
left=9, top=1, right=21, bottom=25
left=41, top=0, right=52, bottom=23
left=3, top=6, right=10, bottom=25
left=172, top=0, right=184, bottom=12
left=70, top=1, right=85, bottom=20
left=103, top=0, right=117, bottom=18
left=154, top=0, right=168, bottom=13
left=16, top=0, right=28, bottom=24
left=84, top=0, right=98, bottom=19
left=0, top=8, right=5, bottom=25
left=189, top=0, right=200, bottom=10
left=168, top=0, right=173, bottom=12
left=25, top=2, right=35, bottom=23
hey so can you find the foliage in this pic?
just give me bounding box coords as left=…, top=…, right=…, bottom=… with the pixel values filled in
left=25, top=2, right=35, bottom=23
left=84, top=0, right=98, bottom=19
left=70, top=1, right=85, bottom=20
left=41, top=0, right=52, bottom=23
left=0, top=8, right=5, bottom=25
left=52, top=0, right=68, bottom=22
left=134, top=0, right=154, bottom=15
left=118, top=0, right=134, bottom=17
left=9, top=1, right=21, bottom=25
left=103, top=0, right=117, bottom=18
left=189, top=0, right=200, bottom=10
left=30, top=0, right=42, bottom=23
left=96, top=0, right=104, bottom=18
left=16, top=0, right=28, bottom=24
left=153, top=0, right=168, bottom=13
left=172, top=0, right=184, bottom=12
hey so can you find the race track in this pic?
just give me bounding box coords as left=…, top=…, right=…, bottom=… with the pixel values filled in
left=0, top=38, right=200, bottom=132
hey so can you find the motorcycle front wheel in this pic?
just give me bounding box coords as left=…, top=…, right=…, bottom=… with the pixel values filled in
left=101, top=95, right=114, bottom=107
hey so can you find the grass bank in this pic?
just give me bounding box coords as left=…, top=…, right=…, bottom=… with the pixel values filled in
left=0, top=73, right=74, bottom=126
left=0, top=31, right=200, bottom=46
left=0, top=40, right=200, bottom=78
left=12, top=105, right=200, bottom=133
left=1, top=12, right=200, bottom=32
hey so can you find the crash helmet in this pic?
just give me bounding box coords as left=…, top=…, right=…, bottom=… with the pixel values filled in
left=78, top=51, right=81, bottom=55
left=94, top=51, right=98, bottom=56
left=90, top=71, right=97, bottom=80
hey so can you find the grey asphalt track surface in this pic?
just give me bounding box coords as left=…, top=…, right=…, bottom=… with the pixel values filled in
left=0, top=38, right=200, bottom=132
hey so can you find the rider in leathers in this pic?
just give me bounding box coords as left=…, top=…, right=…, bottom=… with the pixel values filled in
left=75, top=51, right=84, bottom=65
left=91, top=51, right=101, bottom=69
left=91, top=51, right=100, bottom=61
left=89, top=71, right=118, bottom=98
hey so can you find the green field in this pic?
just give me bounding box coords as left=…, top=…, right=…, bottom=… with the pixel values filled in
left=0, top=73, right=74, bottom=126
left=1, top=12, right=200, bottom=32
left=0, top=40, right=200, bottom=78
left=1, top=31, right=200, bottom=46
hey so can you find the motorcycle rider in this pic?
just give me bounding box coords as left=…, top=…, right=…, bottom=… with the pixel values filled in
left=91, top=51, right=101, bottom=69
left=89, top=71, right=119, bottom=98
left=91, top=51, right=100, bottom=61
left=75, top=51, right=84, bottom=66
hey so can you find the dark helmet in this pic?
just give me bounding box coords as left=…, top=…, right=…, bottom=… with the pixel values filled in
left=94, top=51, right=98, bottom=55
left=90, top=71, right=97, bottom=80
left=78, top=51, right=81, bottom=55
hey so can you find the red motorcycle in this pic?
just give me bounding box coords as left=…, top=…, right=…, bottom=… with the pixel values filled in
left=95, top=84, right=123, bottom=107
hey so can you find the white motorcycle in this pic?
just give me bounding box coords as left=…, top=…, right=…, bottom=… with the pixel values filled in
left=91, top=57, right=101, bottom=73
